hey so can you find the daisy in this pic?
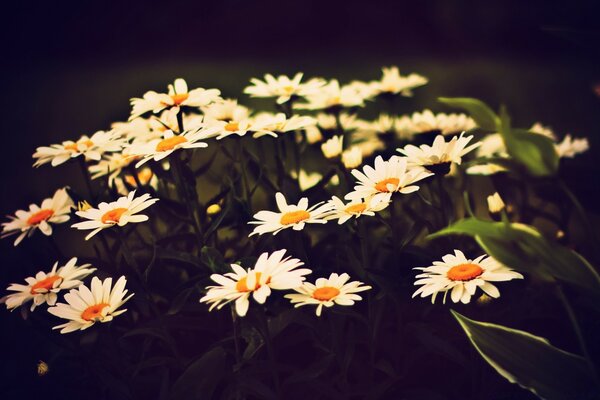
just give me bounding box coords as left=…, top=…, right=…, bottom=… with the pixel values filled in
left=201, top=99, right=251, bottom=122
left=2, top=188, right=74, bottom=246
left=295, top=79, right=365, bottom=111
left=325, top=196, right=389, bottom=224
left=4, top=258, right=96, bottom=311
left=113, top=167, right=159, bottom=195
left=88, top=153, right=138, bottom=184
left=71, top=191, right=158, bottom=240
left=395, top=109, right=477, bottom=137
left=487, top=192, right=505, bottom=214
left=397, top=133, right=481, bottom=175
left=248, top=192, right=333, bottom=236
left=200, top=249, right=311, bottom=317
left=47, top=276, right=133, bottom=333
left=126, top=128, right=218, bottom=168
left=341, top=146, right=363, bottom=169
left=315, top=112, right=359, bottom=131
left=251, top=112, right=316, bottom=138
left=244, top=73, right=326, bottom=104
left=465, top=163, right=508, bottom=176
left=556, top=134, right=589, bottom=158
left=33, top=130, right=125, bottom=167
left=345, top=155, right=433, bottom=203
left=321, top=135, right=343, bottom=159
left=412, top=250, right=523, bottom=304
left=369, top=66, right=428, bottom=97
left=129, top=78, right=222, bottom=120
left=285, top=273, right=371, bottom=316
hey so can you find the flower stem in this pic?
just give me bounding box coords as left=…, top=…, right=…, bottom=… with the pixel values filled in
left=77, top=156, right=94, bottom=200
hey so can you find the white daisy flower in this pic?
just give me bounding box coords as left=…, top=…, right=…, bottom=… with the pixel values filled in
left=285, top=272, right=371, bottom=316
left=315, top=112, right=359, bottom=131
left=244, top=73, right=326, bottom=104
left=290, top=170, right=323, bottom=191
left=251, top=112, right=316, bottom=138
left=48, top=276, right=133, bottom=334
left=321, top=135, right=343, bottom=159
left=325, top=196, right=389, bottom=224
left=248, top=192, right=333, bottom=236
left=465, top=163, right=508, bottom=176
left=397, top=132, right=481, bottom=175
left=341, top=146, right=363, bottom=169
left=295, top=79, right=365, bottom=111
left=487, top=192, right=506, bottom=214
left=395, top=109, right=477, bottom=137
left=4, top=258, right=96, bottom=311
left=201, top=99, right=251, bottom=122
left=556, top=134, right=589, bottom=158
left=71, top=191, right=158, bottom=240
left=129, top=78, right=221, bottom=120
left=412, top=250, right=523, bottom=304
left=369, top=66, right=428, bottom=97
left=33, top=130, right=125, bottom=168
left=2, top=188, right=74, bottom=246
left=88, top=153, right=138, bottom=184
left=200, top=249, right=311, bottom=317
left=345, top=155, right=433, bottom=203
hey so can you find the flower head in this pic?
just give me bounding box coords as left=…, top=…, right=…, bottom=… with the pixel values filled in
left=395, top=109, right=476, bottom=137
left=244, top=73, right=325, bottom=104
left=321, top=135, right=343, bottom=159
left=341, top=146, right=363, bottom=169
left=325, top=196, right=389, bottom=224
left=251, top=112, right=316, bottom=138
left=295, top=79, right=365, bottom=111
left=556, top=134, right=589, bottom=158
left=369, top=66, right=428, bottom=97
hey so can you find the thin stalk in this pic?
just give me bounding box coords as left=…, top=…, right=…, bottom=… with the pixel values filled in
left=436, top=175, right=449, bottom=228
left=231, top=306, right=242, bottom=365
left=78, top=156, right=95, bottom=200
left=256, top=308, right=281, bottom=397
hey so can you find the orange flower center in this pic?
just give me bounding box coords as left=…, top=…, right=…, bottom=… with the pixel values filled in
left=125, top=168, right=154, bottom=186
left=236, top=272, right=270, bottom=292
left=375, top=178, right=399, bottom=192
left=101, top=207, right=128, bottom=224
left=64, top=140, right=94, bottom=152
left=224, top=122, right=240, bottom=132
left=30, top=275, right=62, bottom=294
left=81, top=303, right=110, bottom=321
left=312, top=286, right=340, bottom=301
left=170, top=93, right=189, bottom=105
left=280, top=210, right=310, bottom=225
left=345, top=203, right=366, bottom=214
left=447, top=263, right=484, bottom=281
left=155, top=135, right=187, bottom=152
left=26, top=209, right=54, bottom=225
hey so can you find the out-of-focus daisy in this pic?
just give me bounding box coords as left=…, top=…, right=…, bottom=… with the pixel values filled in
left=315, top=112, right=359, bottom=131
left=325, top=196, right=389, bottom=224
left=285, top=273, right=371, bottom=316
left=487, top=192, right=505, bottom=215
left=295, top=79, right=365, bottom=111
left=369, top=66, right=428, bottom=97
left=395, top=109, right=476, bottom=137
left=127, top=128, right=218, bottom=168
left=321, top=135, right=343, bottom=159
left=244, top=73, right=325, bottom=104
left=291, top=170, right=323, bottom=191
left=113, top=167, right=158, bottom=195
left=33, top=131, right=124, bottom=167
left=48, top=276, right=133, bottom=334
left=88, top=153, right=138, bottom=184
left=2, top=188, right=74, bottom=246
left=556, top=134, right=589, bottom=158
left=200, top=249, right=311, bottom=317
left=129, top=78, right=221, bottom=120
left=201, top=99, right=251, bottom=122
left=397, top=133, right=481, bottom=175
left=71, top=191, right=158, bottom=240
left=251, top=112, right=316, bottom=138
left=345, top=155, right=433, bottom=203
left=412, top=250, right=523, bottom=304
left=4, top=258, right=96, bottom=311
left=465, top=163, right=508, bottom=176
left=341, top=146, right=363, bottom=169
left=248, top=192, right=333, bottom=236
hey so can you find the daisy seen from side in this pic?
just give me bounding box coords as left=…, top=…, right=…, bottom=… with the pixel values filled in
left=244, top=73, right=325, bottom=104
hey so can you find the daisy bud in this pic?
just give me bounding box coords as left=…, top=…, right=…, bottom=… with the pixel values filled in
left=321, top=136, right=343, bottom=159
left=341, top=147, right=363, bottom=169
left=37, top=360, right=49, bottom=376
left=305, top=125, right=324, bottom=144
left=207, top=204, right=222, bottom=215
left=486, top=192, right=505, bottom=215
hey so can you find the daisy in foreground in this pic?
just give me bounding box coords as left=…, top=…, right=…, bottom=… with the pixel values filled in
left=285, top=273, right=371, bottom=316
left=4, top=258, right=96, bottom=311
left=248, top=192, right=333, bottom=236
left=412, top=250, right=523, bottom=304
left=71, top=191, right=158, bottom=240
left=1, top=188, right=74, bottom=246
left=200, top=249, right=311, bottom=317
left=48, top=276, right=133, bottom=334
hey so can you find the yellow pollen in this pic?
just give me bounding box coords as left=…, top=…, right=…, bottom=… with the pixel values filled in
left=447, top=263, right=484, bottom=281
left=236, top=272, right=270, bottom=292
left=282, top=85, right=295, bottom=94
left=30, top=275, right=61, bottom=294
left=375, top=178, right=399, bottom=192
left=170, top=93, right=189, bottom=105
left=81, top=303, right=110, bottom=321
left=65, top=140, right=93, bottom=152
left=101, top=208, right=128, bottom=224
left=224, top=122, right=240, bottom=132
left=155, top=135, right=187, bottom=152
left=312, top=286, right=340, bottom=301
left=345, top=203, right=366, bottom=214
left=280, top=210, right=310, bottom=225
left=27, top=209, right=54, bottom=225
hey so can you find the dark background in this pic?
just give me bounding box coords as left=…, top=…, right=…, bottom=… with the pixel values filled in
left=1, top=0, right=600, bottom=398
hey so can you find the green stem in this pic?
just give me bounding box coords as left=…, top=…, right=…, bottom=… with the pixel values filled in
left=256, top=308, right=281, bottom=397
left=436, top=175, right=449, bottom=228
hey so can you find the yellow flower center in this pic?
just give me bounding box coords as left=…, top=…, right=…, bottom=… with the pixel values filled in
left=280, top=210, right=310, bottom=225
left=101, top=208, right=128, bottom=224
left=27, top=209, right=54, bottom=225
left=155, top=135, right=187, bottom=152
left=282, top=85, right=295, bottom=94
left=236, top=272, right=270, bottom=292
left=64, top=140, right=94, bottom=152
left=81, top=303, right=110, bottom=321
left=446, top=263, right=484, bottom=281
left=375, top=178, right=399, bottom=192
left=30, top=275, right=61, bottom=294
left=312, top=286, right=340, bottom=301
left=170, top=93, right=189, bottom=105
left=345, top=203, right=366, bottom=214
left=224, top=122, right=240, bottom=132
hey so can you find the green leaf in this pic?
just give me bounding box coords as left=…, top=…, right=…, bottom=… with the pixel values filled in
left=200, top=246, right=228, bottom=273
left=451, top=310, right=597, bottom=399
left=438, top=97, right=499, bottom=131
left=169, top=347, right=228, bottom=400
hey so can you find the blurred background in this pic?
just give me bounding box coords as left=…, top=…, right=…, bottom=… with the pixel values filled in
left=1, top=0, right=599, bottom=398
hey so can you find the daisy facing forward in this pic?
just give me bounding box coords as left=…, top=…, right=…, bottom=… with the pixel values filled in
left=248, top=192, right=333, bottom=236
left=285, top=273, right=371, bottom=316
left=244, top=72, right=325, bottom=104
left=71, top=191, right=158, bottom=240
left=412, top=250, right=523, bottom=304
left=2, top=188, right=74, bottom=246
left=4, top=258, right=96, bottom=311
left=48, top=276, right=133, bottom=334
left=200, top=249, right=311, bottom=317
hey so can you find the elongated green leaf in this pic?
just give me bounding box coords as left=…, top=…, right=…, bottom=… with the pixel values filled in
left=438, top=97, right=499, bottom=131
left=169, top=347, right=228, bottom=400
left=452, top=310, right=597, bottom=399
